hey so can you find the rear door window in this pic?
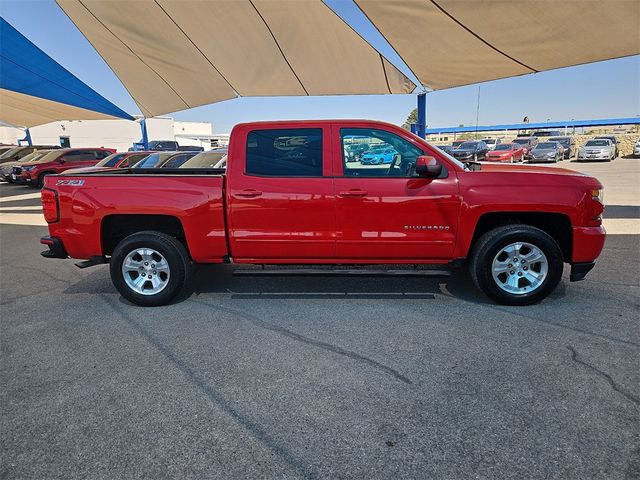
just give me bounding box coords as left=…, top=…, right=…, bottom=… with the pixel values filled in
left=62, top=150, right=96, bottom=162
left=246, top=128, right=323, bottom=177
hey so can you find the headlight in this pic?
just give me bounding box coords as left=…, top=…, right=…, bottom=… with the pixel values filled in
left=23, top=166, right=36, bottom=171
left=591, top=188, right=604, bottom=204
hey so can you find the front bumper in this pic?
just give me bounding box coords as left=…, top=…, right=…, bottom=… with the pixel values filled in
left=529, top=155, right=556, bottom=163
left=572, top=225, right=606, bottom=265
left=40, top=236, right=68, bottom=259
left=577, top=152, right=611, bottom=161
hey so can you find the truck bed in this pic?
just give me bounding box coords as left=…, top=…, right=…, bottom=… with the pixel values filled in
left=45, top=172, right=229, bottom=263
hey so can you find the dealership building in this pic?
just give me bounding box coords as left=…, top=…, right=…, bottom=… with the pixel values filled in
left=0, top=117, right=228, bottom=151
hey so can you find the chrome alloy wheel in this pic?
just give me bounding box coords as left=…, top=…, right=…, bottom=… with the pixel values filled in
left=122, top=248, right=170, bottom=295
left=491, top=242, right=548, bottom=295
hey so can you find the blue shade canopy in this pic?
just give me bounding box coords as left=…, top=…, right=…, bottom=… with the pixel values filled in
left=425, top=117, right=640, bottom=135
left=0, top=17, right=133, bottom=127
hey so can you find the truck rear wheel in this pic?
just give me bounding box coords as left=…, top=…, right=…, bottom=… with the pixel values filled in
left=469, top=225, right=563, bottom=306
left=110, top=231, right=190, bottom=306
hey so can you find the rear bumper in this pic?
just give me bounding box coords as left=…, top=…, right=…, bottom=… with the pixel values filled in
left=40, top=236, right=68, bottom=259
left=570, top=262, right=596, bottom=282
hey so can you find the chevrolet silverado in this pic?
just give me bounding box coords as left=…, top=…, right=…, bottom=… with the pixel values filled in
left=39, top=120, right=606, bottom=307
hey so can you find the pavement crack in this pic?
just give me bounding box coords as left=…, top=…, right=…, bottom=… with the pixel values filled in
left=440, top=286, right=640, bottom=348
left=566, top=345, right=639, bottom=406
left=4, top=262, right=72, bottom=286
left=98, top=294, right=316, bottom=479
left=198, top=300, right=413, bottom=385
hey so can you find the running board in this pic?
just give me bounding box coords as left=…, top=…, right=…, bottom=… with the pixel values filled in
left=233, top=268, right=451, bottom=277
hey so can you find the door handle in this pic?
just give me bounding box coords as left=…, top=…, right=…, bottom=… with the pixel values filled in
left=338, top=189, right=367, bottom=198
left=236, top=189, right=262, bottom=198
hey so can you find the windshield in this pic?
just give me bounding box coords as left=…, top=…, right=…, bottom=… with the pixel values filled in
left=512, top=138, right=529, bottom=145
left=133, top=152, right=172, bottom=168
left=549, top=137, right=569, bottom=146
left=483, top=139, right=496, bottom=144
left=535, top=142, right=557, bottom=149
left=96, top=153, right=126, bottom=167
left=15, top=151, right=46, bottom=163
left=0, top=147, right=23, bottom=159
left=585, top=140, right=610, bottom=147
left=494, top=144, right=513, bottom=151
left=179, top=150, right=228, bottom=168
left=458, top=142, right=478, bottom=149
left=28, top=150, right=62, bottom=163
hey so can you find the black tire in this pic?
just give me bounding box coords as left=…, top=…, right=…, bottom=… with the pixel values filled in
left=35, top=172, right=52, bottom=188
left=469, top=225, right=564, bottom=306
left=110, top=231, right=191, bottom=307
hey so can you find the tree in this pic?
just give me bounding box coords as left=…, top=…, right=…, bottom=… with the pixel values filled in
left=402, top=108, right=418, bottom=130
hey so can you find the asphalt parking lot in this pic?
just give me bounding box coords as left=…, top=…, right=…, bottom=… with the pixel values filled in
left=1, top=159, right=639, bottom=479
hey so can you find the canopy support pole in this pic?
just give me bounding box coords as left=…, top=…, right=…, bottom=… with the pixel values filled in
left=19, top=128, right=32, bottom=146
left=140, top=119, right=149, bottom=150
left=417, top=93, right=426, bottom=139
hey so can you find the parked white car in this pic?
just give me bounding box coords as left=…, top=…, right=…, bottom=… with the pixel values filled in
left=482, top=138, right=502, bottom=151
left=634, top=139, right=640, bottom=158
left=577, top=139, right=615, bottom=162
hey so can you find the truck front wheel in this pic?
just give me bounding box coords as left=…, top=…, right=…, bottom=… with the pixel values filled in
left=110, top=231, right=190, bottom=306
left=469, top=225, right=563, bottom=306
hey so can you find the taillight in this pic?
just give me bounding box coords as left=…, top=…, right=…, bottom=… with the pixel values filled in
left=41, top=188, right=59, bottom=223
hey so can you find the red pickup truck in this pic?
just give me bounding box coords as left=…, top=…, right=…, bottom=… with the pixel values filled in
left=39, top=120, right=606, bottom=307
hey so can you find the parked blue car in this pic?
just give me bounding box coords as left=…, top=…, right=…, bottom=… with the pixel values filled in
left=360, top=147, right=397, bottom=165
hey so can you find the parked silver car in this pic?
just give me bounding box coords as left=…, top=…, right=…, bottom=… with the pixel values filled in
left=577, top=139, right=615, bottom=162
left=528, top=141, right=564, bottom=163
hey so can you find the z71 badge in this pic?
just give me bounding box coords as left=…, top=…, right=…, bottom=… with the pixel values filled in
left=55, top=179, right=85, bottom=186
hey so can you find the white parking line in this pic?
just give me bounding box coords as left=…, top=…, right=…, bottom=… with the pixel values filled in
left=0, top=213, right=46, bottom=226
left=0, top=206, right=42, bottom=211
left=0, top=192, right=41, bottom=203
left=603, top=218, right=640, bottom=235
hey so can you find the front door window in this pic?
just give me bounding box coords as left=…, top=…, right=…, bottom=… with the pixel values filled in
left=341, top=128, right=423, bottom=177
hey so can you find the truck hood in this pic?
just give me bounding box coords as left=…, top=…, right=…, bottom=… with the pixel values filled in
left=477, top=163, right=588, bottom=177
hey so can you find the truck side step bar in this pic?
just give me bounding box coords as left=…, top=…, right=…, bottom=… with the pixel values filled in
left=233, top=268, right=451, bottom=278
left=75, top=256, right=108, bottom=269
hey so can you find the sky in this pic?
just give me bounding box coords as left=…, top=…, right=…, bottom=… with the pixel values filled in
left=1, top=0, right=639, bottom=133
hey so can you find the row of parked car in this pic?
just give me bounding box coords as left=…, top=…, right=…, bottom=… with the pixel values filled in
left=438, top=134, right=621, bottom=164
left=0, top=145, right=228, bottom=188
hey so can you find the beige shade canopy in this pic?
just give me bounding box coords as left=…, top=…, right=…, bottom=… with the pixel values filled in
left=57, top=0, right=416, bottom=118
left=0, top=88, right=124, bottom=128
left=355, top=0, right=640, bottom=90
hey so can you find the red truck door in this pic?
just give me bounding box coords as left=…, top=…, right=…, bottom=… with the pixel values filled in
left=333, top=125, right=461, bottom=261
left=227, top=124, right=335, bottom=261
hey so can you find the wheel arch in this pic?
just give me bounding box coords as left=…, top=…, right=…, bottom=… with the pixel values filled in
left=469, top=212, right=572, bottom=262
left=101, top=214, right=190, bottom=257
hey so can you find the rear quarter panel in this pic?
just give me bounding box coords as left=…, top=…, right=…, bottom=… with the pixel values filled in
left=45, top=174, right=227, bottom=263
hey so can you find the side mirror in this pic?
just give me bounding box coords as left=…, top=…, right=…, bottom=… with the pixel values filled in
left=415, top=156, right=442, bottom=178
